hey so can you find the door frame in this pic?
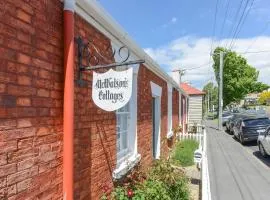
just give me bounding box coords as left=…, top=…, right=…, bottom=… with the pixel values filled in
left=150, top=82, right=162, bottom=159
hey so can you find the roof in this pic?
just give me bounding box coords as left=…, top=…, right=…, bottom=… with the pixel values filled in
left=180, top=83, right=205, bottom=95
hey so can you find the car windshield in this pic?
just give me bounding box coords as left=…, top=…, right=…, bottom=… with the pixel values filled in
left=243, top=118, right=270, bottom=126
left=222, top=112, right=231, bottom=117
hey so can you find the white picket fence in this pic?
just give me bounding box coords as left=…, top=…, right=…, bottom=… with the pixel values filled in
left=178, top=124, right=211, bottom=200
left=178, top=124, right=204, bottom=149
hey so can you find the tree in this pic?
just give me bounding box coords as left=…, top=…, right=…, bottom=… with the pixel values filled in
left=212, top=47, right=269, bottom=107
left=203, top=82, right=218, bottom=113
left=258, top=91, right=270, bottom=105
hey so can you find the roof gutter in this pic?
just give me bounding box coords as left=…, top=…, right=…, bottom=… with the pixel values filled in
left=75, top=0, right=187, bottom=96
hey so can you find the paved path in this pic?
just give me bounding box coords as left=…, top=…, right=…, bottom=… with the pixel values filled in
left=206, top=121, right=270, bottom=200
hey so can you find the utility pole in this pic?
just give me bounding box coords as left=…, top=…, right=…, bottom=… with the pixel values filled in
left=207, top=91, right=210, bottom=113
left=218, top=52, right=224, bottom=130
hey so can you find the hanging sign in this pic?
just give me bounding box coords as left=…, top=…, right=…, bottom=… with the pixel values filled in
left=92, top=68, right=133, bottom=111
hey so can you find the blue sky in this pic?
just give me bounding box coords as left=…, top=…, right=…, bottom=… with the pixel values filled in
left=99, top=0, right=270, bottom=88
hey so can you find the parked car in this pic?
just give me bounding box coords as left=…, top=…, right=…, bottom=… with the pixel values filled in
left=257, top=127, right=270, bottom=157
left=225, top=114, right=241, bottom=134
left=222, top=112, right=233, bottom=126
left=233, top=115, right=270, bottom=145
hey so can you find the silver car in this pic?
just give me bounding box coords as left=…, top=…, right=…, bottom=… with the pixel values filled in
left=257, top=127, right=270, bottom=157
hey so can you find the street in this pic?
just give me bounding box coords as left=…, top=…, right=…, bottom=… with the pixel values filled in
left=206, top=120, right=270, bottom=200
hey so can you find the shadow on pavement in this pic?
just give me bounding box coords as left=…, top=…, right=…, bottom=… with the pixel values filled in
left=231, top=136, right=257, bottom=146
left=207, top=126, right=220, bottom=131
left=253, top=151, right=270, bottom=168
left=244, top=141, right=257, bottom=147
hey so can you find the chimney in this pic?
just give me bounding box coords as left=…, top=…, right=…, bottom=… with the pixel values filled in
left=171, top=70, right=181, bottom=85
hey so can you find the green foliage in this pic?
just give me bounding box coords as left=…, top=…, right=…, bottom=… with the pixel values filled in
left=139, top=180, right=171, bottom=200
left=258, top=91, right=270, bottom=105
left=172, top=139, right=199, bottom=167
left=102, top=160, right=190, bottom=200
left=149, top=160, right=189, bottom=200
left=212, top=47, right=269, bottom=107
left=111, top=187, right=128, bottom=200
left=203, top=82, right=218, bottom=113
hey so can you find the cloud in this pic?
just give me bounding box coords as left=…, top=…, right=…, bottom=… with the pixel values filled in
left=144, top=36, right=270, bottom=89
left=162, top=17, right=178, bottom=28
left=171, top=17, right=177, bottom=23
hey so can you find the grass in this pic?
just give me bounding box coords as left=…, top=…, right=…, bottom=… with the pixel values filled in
left=171, top=139, right=199, bottom=167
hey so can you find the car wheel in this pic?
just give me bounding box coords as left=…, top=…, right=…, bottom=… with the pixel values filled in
left=240, top=134, right=245, bottom=145
left=259, top=143, right=268, bottom=158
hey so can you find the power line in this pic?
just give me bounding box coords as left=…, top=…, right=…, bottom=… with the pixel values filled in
left=225, top=0, right=245, bottom=49
left=230, top=0, right=255, bottom=49
left=210, top=0, right=220, bottom=54
left=228, top=0, right=251, bottom=50
left=244, top=21, right=270, bottom=53
left=208, top=0, right=220, bottom=93
left=182, top=62, right=210, bottom=71
left=218, top=0, right=231, bottom=47
left=239, top=50, right=270, bottom=54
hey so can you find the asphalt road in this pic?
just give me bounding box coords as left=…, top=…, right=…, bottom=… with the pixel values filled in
left=206, top=120, right=270, bottom=200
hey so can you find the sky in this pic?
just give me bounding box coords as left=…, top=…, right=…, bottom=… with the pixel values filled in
left=98, top=0, right=270, bottom=89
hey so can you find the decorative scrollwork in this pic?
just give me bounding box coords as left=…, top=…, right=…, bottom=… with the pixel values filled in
left=76, top=37, right=131, bottom=69
left=75, top=36, right=144, bottom=87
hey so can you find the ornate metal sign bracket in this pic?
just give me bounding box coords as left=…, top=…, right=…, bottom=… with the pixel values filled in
left=75, top=37, right=145, bottom=86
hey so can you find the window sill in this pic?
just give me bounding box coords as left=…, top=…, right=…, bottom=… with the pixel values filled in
left=166, top=131, right=174, bottom=139
left=112, top=154, right=141, bottom=180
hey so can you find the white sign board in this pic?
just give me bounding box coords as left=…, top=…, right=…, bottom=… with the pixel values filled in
left=92, top=68, right=133, bottom=111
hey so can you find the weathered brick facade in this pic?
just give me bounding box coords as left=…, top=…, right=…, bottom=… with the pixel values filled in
left=0, top=0, right=181, bottom=199
left=0, top=0, right=63, bottom=199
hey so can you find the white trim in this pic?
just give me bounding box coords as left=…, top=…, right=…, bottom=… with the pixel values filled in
left=150, top=82, right=162, bottom=97
left=64, top=0, right=75, bottom=11
left=150, top=82, right=162, bottom=159
left=74, top=0, right=188, bottom=95
left=167, top=83, right=173, bottom=139
left=112, top=154, right=141, bottom=180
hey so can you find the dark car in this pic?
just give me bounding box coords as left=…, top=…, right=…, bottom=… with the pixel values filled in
left=233, top=115, right=270, bottom=145
left=225, top=114, right=241, bottom=134
left=222, top=112, right=233, bottom=126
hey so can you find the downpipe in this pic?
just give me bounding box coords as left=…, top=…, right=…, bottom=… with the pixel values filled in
left=63, top=0, right=75, bottom=199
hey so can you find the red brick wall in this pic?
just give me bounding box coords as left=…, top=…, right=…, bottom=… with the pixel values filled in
left=0, top=0, right=63, bottom=199
left=73, top=14, right=117, bottom=200
left=0, top=1, right=180, bottom=199
left=137, top=65, right=169, bottom=166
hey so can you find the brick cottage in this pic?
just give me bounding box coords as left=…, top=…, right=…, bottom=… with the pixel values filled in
left=0, top=0, right=189, bottom=199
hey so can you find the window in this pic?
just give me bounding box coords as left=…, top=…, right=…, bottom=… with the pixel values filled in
left=111, top=52, right=141, bottom=179
left=116, top=103, right=130, bottom=162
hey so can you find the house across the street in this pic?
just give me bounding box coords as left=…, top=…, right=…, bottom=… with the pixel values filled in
left=181, top=83, right=205, bottom=125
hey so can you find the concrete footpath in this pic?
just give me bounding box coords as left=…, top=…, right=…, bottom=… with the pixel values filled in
left=206, top=121, right=270, bottom=200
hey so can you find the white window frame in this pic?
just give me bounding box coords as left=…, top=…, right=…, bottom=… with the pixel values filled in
left=150, top=81, right=162, bottom=159
left=112, top=44, right=141, bottom=179
left=167, top=83, right=173, bottom=139
left=116, top=105, right=130, bottom=163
